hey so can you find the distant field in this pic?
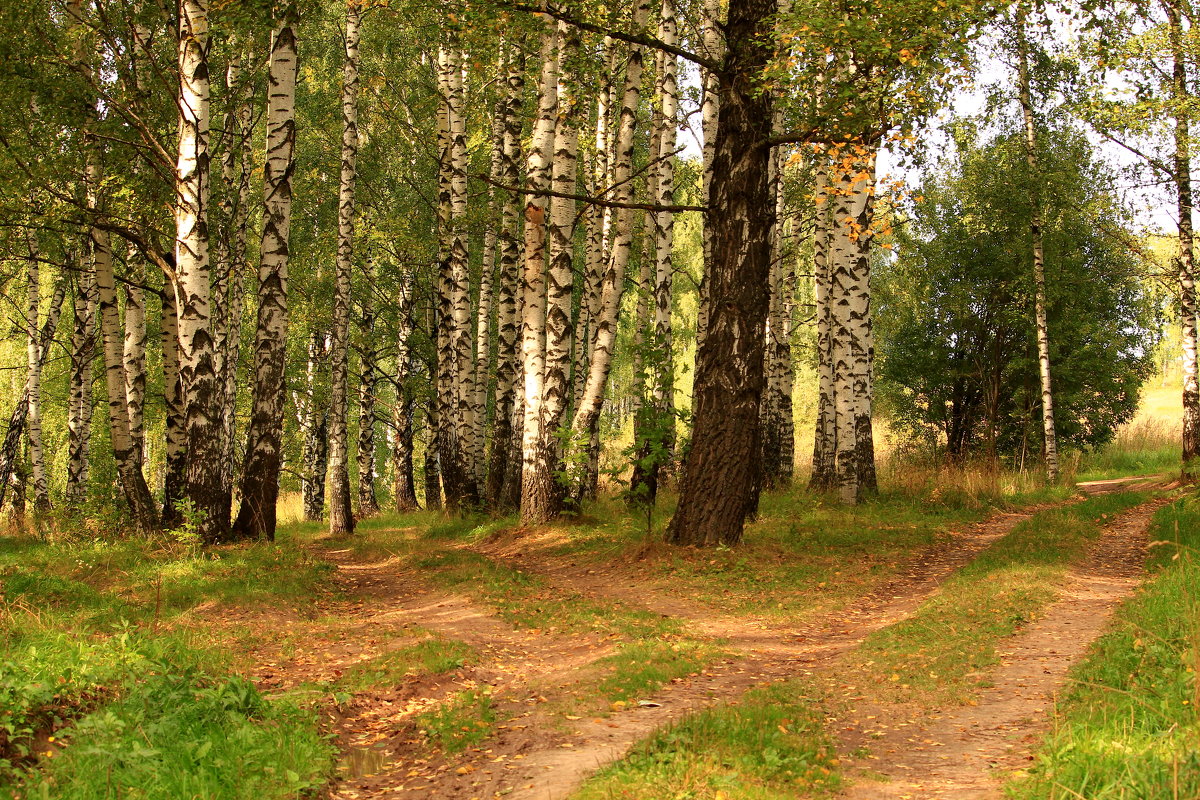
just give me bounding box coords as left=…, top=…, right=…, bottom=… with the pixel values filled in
left=1133, top=373, right=1183, bottom=424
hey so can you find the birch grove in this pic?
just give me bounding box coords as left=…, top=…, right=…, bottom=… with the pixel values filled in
left=1, top=0, right=1149, bottom=552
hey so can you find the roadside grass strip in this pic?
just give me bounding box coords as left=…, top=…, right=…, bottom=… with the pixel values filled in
left=848, top=490, right=1150, bottom=706
left=1010, top=494, right=1200, bottom=799
left=573, top=681, right=841, bottom=799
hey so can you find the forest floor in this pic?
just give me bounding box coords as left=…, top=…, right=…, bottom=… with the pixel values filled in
left=246, top=474, right=1174, bottom=799
left=4, top=471, right=1197, bottom=800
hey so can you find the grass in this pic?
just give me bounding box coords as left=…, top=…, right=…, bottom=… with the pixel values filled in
left=1009, top=494, right=1200, bottom=800
left=595, top=641, right=723, bottom=706
left=846, top=490, right=1152, bottom=706
left=413, top=689, right=496, bottom=753
left=0, top=530, right=337, bottom=799
left=335, top=639, right=473, bottom=691
left=1077, top=416, right=1181, bottom=481
left=574, top=681, right=841, bottom=800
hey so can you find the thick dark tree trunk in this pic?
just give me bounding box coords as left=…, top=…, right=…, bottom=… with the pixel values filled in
left=666, top=0, right=775, bottom=547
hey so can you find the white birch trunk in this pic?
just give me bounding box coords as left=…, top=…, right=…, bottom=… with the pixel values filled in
left=1016, top=9, right=1059, bottom=481
left=809, top=154, right=836, bottom=489
left=652, top=0, right=679, bottom=472
left=25, top=231, right=49, bottom=510
left=160, top=281, right=186, bottom=523
left=67, top=259, right=97, bottom=506
left=525, top=21, right=579, bottom=524
left=695, top=0, right=723, bottom=352
left=174, top=0, right=225, bottom=539
left=485, top=45, right=525, bottom=507
left=123, top=268, right=147, bottom=469
left=357, top=252, right=380, bottom=517
left=520, top=19, right=560, bottom=517
left=68, top=0, right=157, bottom=530
left=232, top=7, right=297, bottom=540
left=474, top=50, right=507, bottom=491
left=828, top=145, right=877, bottom=504
left=569, top=0, right=651, bottom=454
left=329, top=1, right=361, bottom=535
left=393, top=267, right=419, bottom=510
left=435, top=43, right=479, bottom=507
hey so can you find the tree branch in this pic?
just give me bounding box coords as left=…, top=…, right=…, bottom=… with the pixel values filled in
left=474, top=172, right=706, bottom=213
left=505, top=2, right=720, bottom=71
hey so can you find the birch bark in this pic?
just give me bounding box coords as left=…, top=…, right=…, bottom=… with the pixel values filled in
left=569, top=0, right=651, bottom=467
left=67, top=256, right=97, bottom=506
left=174, top=0, right=226, bottom=540
left=485, top=44, right=525, bottom=508
left=357, top=252, right=380, bottom=517
left=160, top=281, right=186, bottom=524
left=828, top=145, right=877, bottom=504
left=233, top=5, right=297, bottom=540
left=301, top=333, right=330, bottom=521
left=474, top=49, right=508, bottom=491
left=25, top=231, right=49, bottom=510
left=436, top=43, right=479, bottom=508
left=123, top=267, right=147, bottom=469
left=213, top=53, right=253, bottom=514
left=809, top=154, right=836, bottom=489
left=1016, top=8, right=1059, bottom=481
left=519, top=19, right=559, bottom=519
left=695, top=0, right=723, bottom=353
left=393, top=267, right=420, bottom=510
left=523, top=21, right=579, bottom=524
left=329, top=0, right=361, bottom=535
left=651, top=0, right=679, bottom=479
left=0, top=278, right=63, bottom=512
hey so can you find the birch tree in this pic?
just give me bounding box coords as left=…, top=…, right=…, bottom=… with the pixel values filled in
left=357, top=252, right=381, bottom=517
left=519, top=19, right=560, bottom=521
left=233, top=4, right=298, bottom=541
left=172, top=0, right=228, bottom=540
left=66, top=256, right=96, bottom=507
left=67, top=0, right=157, bottom=531
left=569, top=0, right=651, bottom=482
left=329, top=0, right=362, bottom=536
left=436, top=42, right=479, bottom=509
left=827, top=143, right=879, bottom=504
left=484, top=43, right=525, bottom=507
left=1016, top=6, right=1059, bottom=481
left=393, top=266, right=420, bottom=510
left=25, top=231, right=50, bottom=510
left=809, top=154, right=836, bottom=490
left=667, top=0, right=777, bottom=546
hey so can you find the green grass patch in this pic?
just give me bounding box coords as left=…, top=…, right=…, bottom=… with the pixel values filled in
left=14, top=671, right=330, bottom=800
left=413, top=690, right=496, bottom=753
left=574, top=681, right=841, bottom=799
left=336, top=639, right=473, bottom=691
left=848, top=490, right=1151, bottom=705
left=1009, top=494, right=1200, bottom=799
left=0, top=532, right=337, bottom=798
left=1076, top=416, right=1180, bottom=481
left=595, top=641, right=722, bottom=705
